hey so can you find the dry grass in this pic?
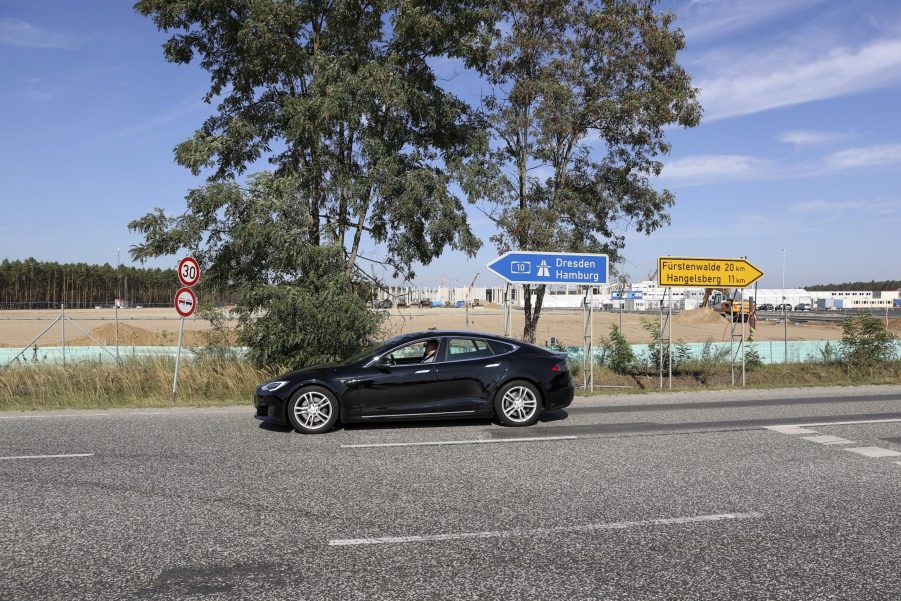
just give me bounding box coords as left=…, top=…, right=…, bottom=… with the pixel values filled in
left=0, top=357, right=274, bottom=411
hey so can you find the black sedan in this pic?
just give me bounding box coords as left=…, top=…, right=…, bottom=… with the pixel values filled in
left=255, top=331, right=574, bottom=433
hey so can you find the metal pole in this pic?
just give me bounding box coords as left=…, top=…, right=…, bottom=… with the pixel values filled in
left=782, top=248, right=787, bottom=364
left=172, top=316, right=185, bottom=402
left=116, top=247, right=121, bottom=364
left=60, top=304, right=66, bottom=367
left=659, top=295, right=664, bottom=390
left=589, top=286, right=594, bottom=393
left=668, top=288, right=673, bottom=390
left=3, top=317, right=61, bottom=369
left=741, top=287, right=746, bottom=387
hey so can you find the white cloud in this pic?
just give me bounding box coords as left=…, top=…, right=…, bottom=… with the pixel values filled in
left=661, top=143, right=901, bottom=186
left=25, top=91, right=51, bottom=101
left=777, top=130, right=852, bottom=146
left=790, top=199, right=901, bottom=214
left=0, top=18, right=80, bottom=49
left=660, top=154, right=770, bottom=184
left=698, top=38, right=901, bottom=121
left=679, top=0, right=824, bottom=43
left=100, top=93, right=208, bottom=140
left=823, top=144, right=901, bottom=169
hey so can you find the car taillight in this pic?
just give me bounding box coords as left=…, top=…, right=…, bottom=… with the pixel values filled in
left=552, top=361, right=567, bottom=372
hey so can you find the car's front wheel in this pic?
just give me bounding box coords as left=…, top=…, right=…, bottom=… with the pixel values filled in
left=494, top=380, right=541, bottom=427
left=287, top=386, right=339, bottom=434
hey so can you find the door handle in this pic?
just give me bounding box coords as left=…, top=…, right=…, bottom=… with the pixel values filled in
left=484, top=363, right=500, bottom=368
left=415, top=369, right=431, bottom=374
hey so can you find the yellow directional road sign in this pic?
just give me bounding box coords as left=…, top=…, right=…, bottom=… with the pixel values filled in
left=657, top=257, right=764, bottom=288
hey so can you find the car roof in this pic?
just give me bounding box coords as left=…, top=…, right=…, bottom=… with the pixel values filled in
left=390, top=330, right=549, bottom=352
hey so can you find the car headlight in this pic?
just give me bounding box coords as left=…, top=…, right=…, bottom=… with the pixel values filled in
left=260, top=381, right=289, bottom=392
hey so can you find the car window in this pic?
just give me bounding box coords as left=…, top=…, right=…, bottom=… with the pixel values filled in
left=446, top=338, right=494, bottom=361
left=387, top=339, right=438, bottom=365
left=488, top=340, right=515, bottom=355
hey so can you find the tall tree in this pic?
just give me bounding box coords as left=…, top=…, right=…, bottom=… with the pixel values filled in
left=130, top=0, right=497, bottom=366
left=472, top=0, right=701, bottom=342
left=133, top=0, right=492, bottom=282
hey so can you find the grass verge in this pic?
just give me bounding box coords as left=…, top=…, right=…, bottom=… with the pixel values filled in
left=0, top=357, right=275, bottom=411
left=575, top=361, right=901, bottom=395
left=2, top=358, right=900, bottom=412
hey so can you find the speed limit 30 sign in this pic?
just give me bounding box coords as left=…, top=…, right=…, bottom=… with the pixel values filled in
left=178, top=256, right=200, bottom=287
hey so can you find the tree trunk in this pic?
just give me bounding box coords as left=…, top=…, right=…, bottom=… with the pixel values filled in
left=522, top=284, right=546, bottom=343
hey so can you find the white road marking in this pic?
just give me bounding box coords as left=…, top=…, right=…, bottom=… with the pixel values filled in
left=794, top=418, right=901, bottom=427
left=329, top=512, right=763, bottom=547
left=342, top=435, right=579, bottom=449
left=845, top=447, right=901, bottom=458
left=802, top=435, right=856, bottom=445
left=0, top=453, right=94, bottom=461
left=767, top=425, right=818, bottom=435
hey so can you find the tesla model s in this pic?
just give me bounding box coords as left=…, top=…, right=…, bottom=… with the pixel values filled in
left=255, top=331, right=574, bottom=433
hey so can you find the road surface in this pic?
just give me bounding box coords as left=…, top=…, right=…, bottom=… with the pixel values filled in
left=3, top=385, right=901, bottom=600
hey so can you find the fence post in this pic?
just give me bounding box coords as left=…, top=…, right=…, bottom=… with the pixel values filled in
left=60, top=304, right=66, bottom=367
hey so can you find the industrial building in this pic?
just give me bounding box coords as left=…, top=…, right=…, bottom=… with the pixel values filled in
left=376, top=282, right=900, bottom=311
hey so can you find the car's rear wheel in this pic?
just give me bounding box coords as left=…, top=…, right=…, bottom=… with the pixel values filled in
left=287, top=386, right=339, bottom=434
left=495, top=380, right=541, bottom=427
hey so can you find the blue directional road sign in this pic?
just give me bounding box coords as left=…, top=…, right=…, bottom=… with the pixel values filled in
left=487, top=251, right=608, bottom=286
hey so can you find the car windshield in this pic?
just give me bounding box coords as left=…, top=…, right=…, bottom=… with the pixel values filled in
left=341, top=335, right=406, bottom=365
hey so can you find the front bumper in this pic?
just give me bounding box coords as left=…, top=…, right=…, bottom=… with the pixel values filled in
left=255, top=392, right=288, bottom=424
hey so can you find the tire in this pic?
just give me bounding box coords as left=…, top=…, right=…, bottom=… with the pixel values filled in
left=494, top=380, right=542, bottom=427
left=286, top=386, right=339, bottom=434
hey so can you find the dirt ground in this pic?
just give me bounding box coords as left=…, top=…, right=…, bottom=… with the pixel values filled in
left=0, top=308, right=233, bottom=348
left=0, top=306, right=868, bottom=348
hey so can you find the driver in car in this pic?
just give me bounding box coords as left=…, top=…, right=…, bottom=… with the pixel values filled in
left=422, top=340, right=438, bottom=363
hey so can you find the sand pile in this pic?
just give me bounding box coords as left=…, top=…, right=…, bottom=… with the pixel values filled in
left=673, top=307, right=727, bottom=326
left=69, top=323, right=206, bottom=347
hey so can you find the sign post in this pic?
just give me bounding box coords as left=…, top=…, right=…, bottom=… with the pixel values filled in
left=657, top=256, right=763, bottom=388
left=488, top=251, right=608, bottom=390
left=172, top=258, right=200, bottom=401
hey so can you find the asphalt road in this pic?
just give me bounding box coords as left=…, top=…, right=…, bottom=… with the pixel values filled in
left=3, top=385, right=901, bottom=600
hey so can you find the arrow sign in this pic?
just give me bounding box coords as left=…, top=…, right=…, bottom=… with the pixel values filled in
left=657, top=257, right=764, bottom=288
left=487, top=251, right=608, bottom=286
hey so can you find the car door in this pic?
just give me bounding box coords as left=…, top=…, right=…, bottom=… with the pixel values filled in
left=432, top=338, right=508, bottom=415
left=343, top=339, right=441, bottom=418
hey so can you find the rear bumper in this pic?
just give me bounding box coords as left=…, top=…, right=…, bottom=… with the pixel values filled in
left=545, top=382, right=574, bottom=410
left=255, top=393, right=288, bottom=425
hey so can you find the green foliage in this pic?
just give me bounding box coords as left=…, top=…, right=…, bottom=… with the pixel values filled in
left=235, top=245, right=381, bottom=368
left=134, top=0, right=490, bottom=281
left=466, top=0, right=702, bottom=341
left=0, top=258, right=223, bottom=307
left=603, top=324, right=635, bottom=375
left=745, top=344, right=762, bottom=370
left=840, top=314, right=897, bottom=371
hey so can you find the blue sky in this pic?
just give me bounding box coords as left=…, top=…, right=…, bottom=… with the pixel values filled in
left=1, top=0, right=900, bottom=290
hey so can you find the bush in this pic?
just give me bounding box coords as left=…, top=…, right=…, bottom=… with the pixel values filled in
left=603, top=324, right=635, bottom=374
left=840, top=314, right=897, bottom=371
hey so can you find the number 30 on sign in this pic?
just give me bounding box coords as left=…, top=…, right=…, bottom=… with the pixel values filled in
left=178, top=256, right=200, bottom=287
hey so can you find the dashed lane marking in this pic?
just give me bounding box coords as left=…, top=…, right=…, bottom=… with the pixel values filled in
left=802, top=435, right=856, bottom=445
left=845, top=447, right=901, bottom=459
left=0, top=453, right=94, bottom=461
left=342, top=435, right=579, bottom=449
left=767, top=425, right=818, bottom=435
left=329, top=512, right=764, bottom=546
